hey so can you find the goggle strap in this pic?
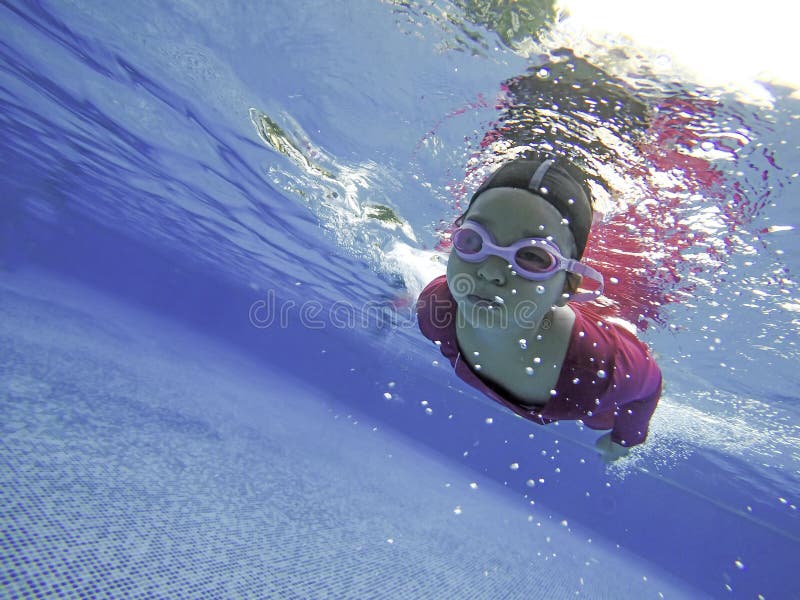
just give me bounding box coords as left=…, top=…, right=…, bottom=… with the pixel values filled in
left=528, top=159, right=554, bottom=191
left=567, top=260, right=600, bottom=279
left=565, top=261, right=604, bottom=302
left=570, top=291, right=602, bottom=302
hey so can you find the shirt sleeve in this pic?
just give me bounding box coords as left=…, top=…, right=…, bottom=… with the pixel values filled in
left=607, top=328, right=663, bottom=447
left=416, top=275, right=455, bottom=343
left=610, top=377, right=662, bottom=447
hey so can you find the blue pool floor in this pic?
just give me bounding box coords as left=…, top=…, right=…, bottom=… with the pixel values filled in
left=0, top=269, right=702, bottom=599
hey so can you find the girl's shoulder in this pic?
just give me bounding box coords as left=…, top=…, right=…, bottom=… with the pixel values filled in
left=418, top=275, right=449, bottom=299
left=565, top=302, right=660, bottom=384
left=416, top=275, right=457, bottom=342
left=570, top=303, right=639, bottom=342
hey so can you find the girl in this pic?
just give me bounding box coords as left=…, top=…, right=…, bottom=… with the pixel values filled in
left=416, top=158, right=662, bottom=462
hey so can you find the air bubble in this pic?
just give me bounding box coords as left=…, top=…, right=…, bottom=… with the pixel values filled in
left=597, top=370, right=607, bottom=379
left=533, top=356, right=542, bottom=364
left=536, top=285, right=546, bottom=294
left=510, top=463, right=519, bottom=470
left=519, top=338, right=528, bottom=349
left=525, top=367, right=535, bottom=376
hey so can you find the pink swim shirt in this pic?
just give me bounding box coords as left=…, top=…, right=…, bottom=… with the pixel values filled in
left=417, top=275, right=662, bottom=447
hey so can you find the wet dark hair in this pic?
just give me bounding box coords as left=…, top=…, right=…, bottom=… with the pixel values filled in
left=458, top=157, right=594, bottom=259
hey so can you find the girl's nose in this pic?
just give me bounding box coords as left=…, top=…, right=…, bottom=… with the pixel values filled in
left=476, top=257, right=507, bottom=286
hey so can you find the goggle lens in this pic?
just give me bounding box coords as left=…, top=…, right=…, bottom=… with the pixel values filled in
left=452, top=228, right=483, bottom=254
left=514, top=245, right=555, bottom=273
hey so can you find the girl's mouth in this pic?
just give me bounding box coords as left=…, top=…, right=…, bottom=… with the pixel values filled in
left=467, top=294, right=502, bottom=308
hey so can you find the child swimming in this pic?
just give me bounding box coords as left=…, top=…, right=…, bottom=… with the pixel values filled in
left=416, top=158, right=662, bottom=462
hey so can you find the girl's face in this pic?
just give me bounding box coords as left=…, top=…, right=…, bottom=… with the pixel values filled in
left=446, top=187, right=578, bottom=331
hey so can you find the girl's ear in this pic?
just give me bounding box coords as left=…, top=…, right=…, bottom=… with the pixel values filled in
left=556, top=273, right=581, bottom=306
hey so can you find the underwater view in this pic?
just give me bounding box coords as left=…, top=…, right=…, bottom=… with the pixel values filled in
left=2, top=0, right=798, bottom=598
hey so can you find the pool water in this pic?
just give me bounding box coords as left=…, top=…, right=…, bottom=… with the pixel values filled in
left=1, top=1, right=798, bottom=598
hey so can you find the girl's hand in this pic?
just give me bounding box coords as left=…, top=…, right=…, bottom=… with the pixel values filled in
left=595, top=433, right=630, bottom=463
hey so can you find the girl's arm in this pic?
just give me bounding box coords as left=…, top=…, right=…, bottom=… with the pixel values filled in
left=603, top=324, right=663, bottom=448
left=609, top=376, right=662, bottom=448
left=596, top=432, right=631, bottom=462
left=595, top=378, right=661, bottom=461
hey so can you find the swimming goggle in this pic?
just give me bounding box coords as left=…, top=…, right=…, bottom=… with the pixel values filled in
left=451, top=221, right=604, bottom=302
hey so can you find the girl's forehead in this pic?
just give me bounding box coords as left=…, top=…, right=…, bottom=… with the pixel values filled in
left=466, top=188, right=568, bottom=241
